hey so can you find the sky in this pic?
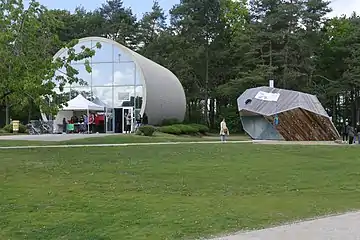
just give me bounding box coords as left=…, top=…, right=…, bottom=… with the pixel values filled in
left=29, top=0, right=179, bottom=19
left=28, top=0, right=360, bottom=19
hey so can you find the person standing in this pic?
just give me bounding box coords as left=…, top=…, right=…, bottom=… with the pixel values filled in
left=126, top=113, right=132, bottom=134
left=88, top=113, right=94, bottom=133
left=342, top=121, right=349, bottom=143
left=220, top=118, right=229, bottom=142
left=347, top=123, right=355, bottom=144
left=135, top=113, right=141, bottom=131
left=83, top=114, right=88, bottom=133
left=142, top=113, right=148, bottom=125
left=355, top=122, right=360, bottom=144
left=62, top=118, right=67, bottom=134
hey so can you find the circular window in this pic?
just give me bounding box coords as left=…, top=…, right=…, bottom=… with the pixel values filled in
left=245, top=99, right=252, bottom=105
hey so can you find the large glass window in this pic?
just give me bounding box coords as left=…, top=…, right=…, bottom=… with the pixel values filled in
left=71, top=41, right=92, bottom=64
left=91, top=40, right=113, bottom=63
left=91, top=86, right=113, bottom=108
left=114, top=62, right=137, bottom=86
left=53, top=39, right=144, bottom=112
left=70, top=86, right=92, bottom=99
left=70, top=65, right=92, bottom=87
left=91, top=63, right=113, bottom=86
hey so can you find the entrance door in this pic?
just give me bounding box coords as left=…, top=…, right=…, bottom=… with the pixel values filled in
left=114, top=108, right=122, bottom=133
left=105, top=108, right=114, bottom=133
left=122, top=107, right=134, bottom=133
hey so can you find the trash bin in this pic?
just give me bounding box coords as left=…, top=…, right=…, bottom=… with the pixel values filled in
left=12, top=120, right=20, bottom=133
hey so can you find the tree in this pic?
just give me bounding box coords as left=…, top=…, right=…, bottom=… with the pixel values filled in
left=138, top=0, right=167, bottom=49
left=316, top=14, right=360, bottom=125
left=2, top=0, right=360, bottom=131
left=169, top=0, right=226, bottom=126
left=0, top=0, right=101, bottom=124
left=99, top=0, right=138, bottom=49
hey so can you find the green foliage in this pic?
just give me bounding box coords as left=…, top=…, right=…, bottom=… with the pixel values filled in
left=158, top=125, right=183, bottom=135
left=2, top=123, right=27, bottom=133
left=216, top=107, right=242, bottom=133
left=188, top=124, right=210, bottom=134
left=158, top=124, right=208, bottom=135
left=0, top=0, right=101, bottom=124
left=161, top=118, right=180, bottom=126
left=138, top=125, right=156, bottom=136
left=2, top=0, right=360, bottom=131
left=99, top=0, right=138, bottom=49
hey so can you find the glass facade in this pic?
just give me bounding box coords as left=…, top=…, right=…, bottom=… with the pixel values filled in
left=54, top=39, right=144, bottom=132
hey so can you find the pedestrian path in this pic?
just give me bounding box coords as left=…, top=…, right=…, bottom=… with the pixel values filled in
left=0, top=140, right=252, bottom=149
left=210, top=211, right=360, bottom=240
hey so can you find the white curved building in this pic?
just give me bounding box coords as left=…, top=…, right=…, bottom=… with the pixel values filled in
left=53, top=37, right=186, bottom=133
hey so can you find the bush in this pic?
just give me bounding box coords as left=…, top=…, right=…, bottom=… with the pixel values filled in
left=176, top=124, right=198, bottom=135
left=159, top=124, right=200, bottom=135
left=158, top=125, right=182, bottom=135
left=188, top=124, right=209, bottom=134
left=2, top=123, right=27, bottom=133
left=138, top=125, right=156, bottom=136
left=161, top=118, right=180, bottom=126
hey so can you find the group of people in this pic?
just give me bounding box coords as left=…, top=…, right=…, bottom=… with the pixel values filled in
left=62, top=113, right=98, bottom=134
left=342, top=121, right=360, bottom=144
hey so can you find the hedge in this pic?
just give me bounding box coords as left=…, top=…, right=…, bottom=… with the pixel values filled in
left=138, top=125, right=156, bottom=136
left=158, top=125, right=183, bottom=135
left=188, top=124, right=209, bottom=134
left=2, top=123, right=27, bottom=133
left=160, top=118, right=180, bottom=126
left=158, top=124, right=209, bottom=135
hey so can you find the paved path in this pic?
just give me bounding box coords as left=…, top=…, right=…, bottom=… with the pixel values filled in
left=0, top=140, right=251, bottom=149
left=252, top=140, right=344, bottom=145
left=0, top=139, right=349, bottom=150
left=0, top=133, right=118, bottom=141
left=210, top=211, right=360, bottom=240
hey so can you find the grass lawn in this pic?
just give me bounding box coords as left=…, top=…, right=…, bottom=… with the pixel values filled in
left=0, top=133, right=249, bottom=147
left=1, top=144, right=360, bottom=239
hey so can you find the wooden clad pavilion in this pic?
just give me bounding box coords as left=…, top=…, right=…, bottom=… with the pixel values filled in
left=237, top=86, right=339, bottom=141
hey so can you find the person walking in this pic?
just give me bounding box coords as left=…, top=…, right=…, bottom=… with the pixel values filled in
left=220, top=118, right=229, bottom=142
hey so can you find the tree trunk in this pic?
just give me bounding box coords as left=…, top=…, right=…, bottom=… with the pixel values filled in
left=28, top=100, right=32, bottom=123
left=351, top=90, right=356, bottom=125
left=209, top=98, right=215, bottom=129
left=5, top=96, right=9, bottom=125
left=204, top=41, right=209, bottom=126
left=332, top=96, right=337, bottom=126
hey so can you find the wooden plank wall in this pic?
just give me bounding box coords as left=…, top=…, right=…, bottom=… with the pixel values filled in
left=266, top=108, right=339, bottom=141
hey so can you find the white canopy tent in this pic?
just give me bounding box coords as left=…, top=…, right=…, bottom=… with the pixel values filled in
left=62, top=94, right=104, bottom=111
left=55, top=95, right=104, bottom=133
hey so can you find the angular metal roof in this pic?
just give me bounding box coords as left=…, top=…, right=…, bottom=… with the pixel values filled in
left=237, top=86, right=328, bottom=117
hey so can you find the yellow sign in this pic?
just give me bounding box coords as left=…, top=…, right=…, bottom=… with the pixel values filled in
left=12, top=120, right=20, bottom=132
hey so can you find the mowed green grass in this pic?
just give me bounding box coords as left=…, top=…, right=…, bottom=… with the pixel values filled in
left=1, top=144, right=360, bottom=240
left=0, top=133, right=249, bottom=146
